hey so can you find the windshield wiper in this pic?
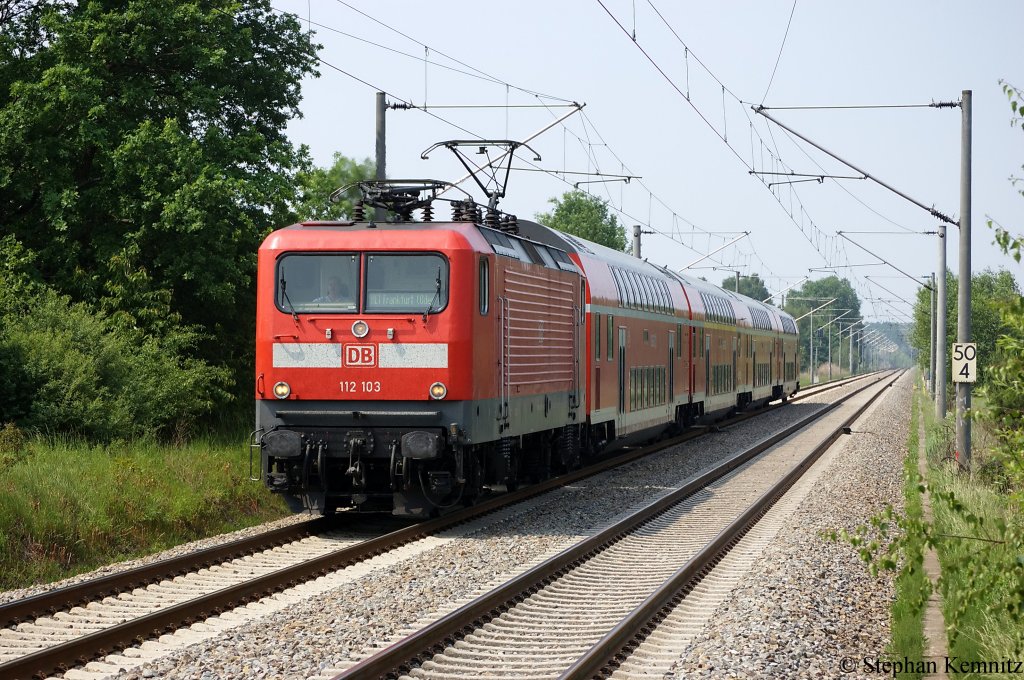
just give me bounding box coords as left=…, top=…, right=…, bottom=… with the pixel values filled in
left=422, top=267, right=442, bottom=322
left=280, top=277, right=299, bottom=323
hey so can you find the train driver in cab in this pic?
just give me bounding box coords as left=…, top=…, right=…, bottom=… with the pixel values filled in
left=314, top=276, right=349, bottom=304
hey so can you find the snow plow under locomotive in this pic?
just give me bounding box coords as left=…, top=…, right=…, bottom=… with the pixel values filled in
left=253, top=171, right=799, bottom=517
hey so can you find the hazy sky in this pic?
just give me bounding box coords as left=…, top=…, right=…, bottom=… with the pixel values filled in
left=277, top=0, right=1023, bottom=323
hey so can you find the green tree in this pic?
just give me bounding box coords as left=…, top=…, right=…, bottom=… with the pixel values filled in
left=0, top=0, right=318, bottom=393
left=784, top=276, right=862, bottom=375
left=293, top=153, right=375, bottom=221
left=910, top=268, right=1020, bottom=387
left=722, top=273, right=771, bottom=302
left=536, top=190, right=628, bottom=251
left=981, top=80, right=1024, bottom=488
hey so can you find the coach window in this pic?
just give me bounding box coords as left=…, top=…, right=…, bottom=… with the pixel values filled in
left=639, top=274, right=654, bottom=312
left=365, top=253, right=448, bottom=313
left=629, top=271, right=644, bottom=310
left=479, top=257, right=489, bottom=315
left=676, top=323, right=683, bottom=358
left=622, top=270, right=636, bottom=309
left=620, top=271, right=634, bottom=309
left=611, top=268, right=625, bottom=305
left=594, top=314, right=601, bottom=361
left=644, top=276, right=658, bottom=312
left=636, top=275, right=651, bottom=312
left=607, top=314, right=614, bottom=360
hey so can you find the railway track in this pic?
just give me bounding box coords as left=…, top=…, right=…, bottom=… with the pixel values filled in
left=0, top=370, right=888, bottom=680
left=330, top=370, right=902, bottom=679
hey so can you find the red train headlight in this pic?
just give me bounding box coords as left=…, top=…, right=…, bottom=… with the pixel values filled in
left=429, top=382, right=447, bottom=400
left=273, top=381, right=291, bottom=399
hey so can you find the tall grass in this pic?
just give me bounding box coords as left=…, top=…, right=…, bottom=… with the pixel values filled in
left=0, top=432, right=289, bottom=590
left=930, top=463, right=1024, bottom=665
left=922, top=391, right=1024, bottom=667
left=887, top=383, right=927, bottom=678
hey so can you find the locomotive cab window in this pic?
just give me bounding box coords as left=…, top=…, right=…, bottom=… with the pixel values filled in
left=365, top=253, right=449, bottom=313
left=276, top=253, right=359, bottom=314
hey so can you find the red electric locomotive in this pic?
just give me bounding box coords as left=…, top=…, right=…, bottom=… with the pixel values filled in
left=253, top=175, right=798, bottom=516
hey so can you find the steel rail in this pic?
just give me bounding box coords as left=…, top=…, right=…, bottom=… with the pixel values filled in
left=0, top=370, right=889, bottom=679
left=331, top=371, right=896, bottom=679
left=562, top=370, right=902, bottom=678
left=0, top=518, right=330, bottom=629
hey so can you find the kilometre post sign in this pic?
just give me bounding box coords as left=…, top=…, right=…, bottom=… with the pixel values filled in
left=952, top=342, right=977, bottom=383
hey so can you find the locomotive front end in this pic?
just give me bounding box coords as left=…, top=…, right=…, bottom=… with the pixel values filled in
left=254, top=223, right=475, bottom=516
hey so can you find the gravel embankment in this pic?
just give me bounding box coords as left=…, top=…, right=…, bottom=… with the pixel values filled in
left=669, top=373, right=910, bottom=679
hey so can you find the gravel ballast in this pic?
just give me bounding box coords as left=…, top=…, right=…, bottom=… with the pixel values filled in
left=669, top=373, right=911, bottom=678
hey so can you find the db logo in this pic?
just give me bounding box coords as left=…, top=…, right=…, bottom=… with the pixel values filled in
left=344, top=344, right=376, bottom=367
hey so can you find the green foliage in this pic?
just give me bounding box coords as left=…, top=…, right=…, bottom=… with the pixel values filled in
left=293, top=152, right=375, bottom=221
left=536, top=190, right=628, bottom=251
left=0, top=423, right=28, bottom=468
left=0, top=287, right=230, bottom=441
left=910, top=269, right=1020, bottom=387
left=982, top=295, right=1024, bottom=489
left=0, top=434, right=288, bottom=589
left=981, top=80, right=1024, bottom=493
left=721, top=273, right=771, bottom=302
left=783, top=276, right=862, bottom=373
left=0, top=0, right=318, bottom=393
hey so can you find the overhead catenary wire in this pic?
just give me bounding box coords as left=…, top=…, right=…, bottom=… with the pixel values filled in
left=281, top=0, right=766, bottom=274
left=754, top=105, right=958, bottom=225
left=315, top=55, right=742, bottom=262
left=606, top=0, right=849, bottom=266
left=328, top=0, right=576, bottom=103
left=618, top=0, right=943, bottom=321
left=754, top=102, right=960, bottom=110
left=288, top=2, right=850, bottom=298
left=760, top=0, right=798, bottom=105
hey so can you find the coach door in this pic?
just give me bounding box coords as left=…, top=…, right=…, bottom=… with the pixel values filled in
left=617, top=327, right=627, bottom=413
left=705, top=332, right=711, bottom=395
left=733, top=335, right=738, bottom=393
left=668, top=331, right=675, bottom=402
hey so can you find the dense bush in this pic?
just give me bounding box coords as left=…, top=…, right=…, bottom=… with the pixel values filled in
left=0, top=288, right=230, bottom=441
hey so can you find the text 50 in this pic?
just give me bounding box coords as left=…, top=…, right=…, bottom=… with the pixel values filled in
left=340, top=381, right=381, bottom=393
